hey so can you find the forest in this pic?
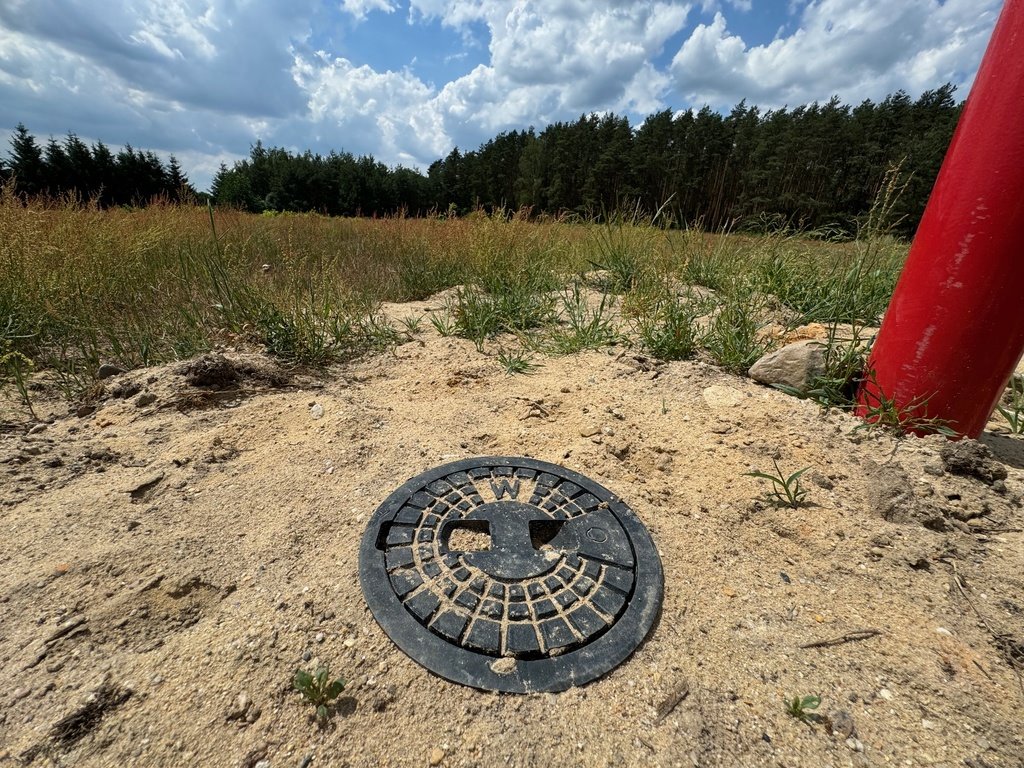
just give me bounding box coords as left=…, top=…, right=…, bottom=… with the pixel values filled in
left=3, top=84, right=960, bottom=235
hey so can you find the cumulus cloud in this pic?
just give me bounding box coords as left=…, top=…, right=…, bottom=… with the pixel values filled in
left=340, top=0, right=398, bottom=21
left=670, top=0, right=1001, bottom=108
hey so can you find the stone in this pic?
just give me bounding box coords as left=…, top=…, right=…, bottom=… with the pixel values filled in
left=135, top=392, right=157, bottom=408
left=829, top=710, right=856, bottom=740
left=748, top=340, right=826, bottom=392
left=28, top=423, right=48, bottom=435
left=429, top=747, right=445, bottom=766
left=97, top=364, right=126, bottom=380
left=310, top=404, right=324, bottom=420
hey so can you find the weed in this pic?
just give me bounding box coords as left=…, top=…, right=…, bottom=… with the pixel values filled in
left=429, top=307, right=458, bottom=337
left=856, top=371, right=959, bottom=438
left=745, top=459, right=810, bottom=508
left=497, top=347, right=540, bottom=376
left=398, top=315, right=422, bottom=335
left=294, top=665, right=345, bottom=724
left=1, top=339, right=38, bottom=421
left=776, top=324, right=871, bottom=410
left=545, top=282, right=622, bottom=354
left=703, top=285, right=773, bottom=373
left=785, top=694, right=822, bottom=724
left=996, top=376, right=1024, bottom=434
left=588, top=218, right=648, bottom=293
left=633, top=286, right=707, bottom=362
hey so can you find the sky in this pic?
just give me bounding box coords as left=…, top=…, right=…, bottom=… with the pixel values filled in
left=0, top=0, right=1004, bottom=192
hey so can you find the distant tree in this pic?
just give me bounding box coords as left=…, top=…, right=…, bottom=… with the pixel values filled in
left=8, top=123, right=45, bottom=197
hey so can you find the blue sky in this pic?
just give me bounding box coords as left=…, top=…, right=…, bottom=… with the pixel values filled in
left=0, top=0, right=1003, bottom=191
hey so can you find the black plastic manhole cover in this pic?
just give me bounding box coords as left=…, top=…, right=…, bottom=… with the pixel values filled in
left=359, top=456, right=663, bottom=692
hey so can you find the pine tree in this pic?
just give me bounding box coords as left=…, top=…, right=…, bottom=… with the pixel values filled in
left=8, top=123, right=45, bottom=197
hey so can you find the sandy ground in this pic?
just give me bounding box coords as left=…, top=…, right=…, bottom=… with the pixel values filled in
left=1, top=292, right=1023, bottom=768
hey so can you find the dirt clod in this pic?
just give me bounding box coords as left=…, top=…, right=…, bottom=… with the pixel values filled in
left=941, top=440, right=1008, bottom=484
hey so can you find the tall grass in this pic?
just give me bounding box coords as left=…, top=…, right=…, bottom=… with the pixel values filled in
left=1, top=184, right=909, bottom=406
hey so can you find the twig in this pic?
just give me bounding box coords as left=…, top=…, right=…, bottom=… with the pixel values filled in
left=799, top=628, right=883, bottom=649
left=654, top=680, right=690, bottom=723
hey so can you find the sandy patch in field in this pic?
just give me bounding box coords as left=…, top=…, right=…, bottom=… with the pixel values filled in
left=1, top=292, right=1022, bottom=768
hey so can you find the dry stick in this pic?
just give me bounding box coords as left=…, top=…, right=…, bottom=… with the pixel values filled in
left=944, top=559, right=1024, bottom=699
left=799, top=629, right=883, bottom=649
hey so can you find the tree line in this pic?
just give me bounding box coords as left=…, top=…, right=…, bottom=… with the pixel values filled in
left=1, top=123, right=197, bottom=205
left=4, top=84, right=960, bottom=234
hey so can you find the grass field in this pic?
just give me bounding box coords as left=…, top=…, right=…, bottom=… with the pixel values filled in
left=0, top=184, right=907, bottom=407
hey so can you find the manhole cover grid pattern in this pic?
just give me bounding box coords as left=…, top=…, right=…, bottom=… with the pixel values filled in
left=382, top=465, right=633, bottom=657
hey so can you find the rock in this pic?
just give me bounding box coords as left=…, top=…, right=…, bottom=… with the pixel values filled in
left=76, top=405, right=96, bottom=418
left=128, top=472, right=164, bottom=501
left=810, top=471, right=834, bottom=490
left=310, top=404, right=324, bottom=420
left=225, top=691, right=252, bottom=721
left=429, top=747, right=445, bottom=766
left=97, top=364, right=126, bottom=380
left=135, top=392, right=157, bottom=408
left=940, top=440, right=1007, bottom=484
left=27, top=423, right=48, bottom=435
left=748, top=340, right=825, bottom=392
left=828, top=710, right=856, bottom=740
left=845, top=737, right=864, bottom=752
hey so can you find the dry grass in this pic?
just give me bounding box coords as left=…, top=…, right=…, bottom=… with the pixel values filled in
left=0, top=185, right=906, bottom=403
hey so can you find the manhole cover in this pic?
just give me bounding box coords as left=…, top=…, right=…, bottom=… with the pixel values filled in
left=359, top=456, right=663, bottom=692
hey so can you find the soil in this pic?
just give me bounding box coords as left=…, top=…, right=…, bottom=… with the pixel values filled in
left=2, top=291, right=1023, bottom=768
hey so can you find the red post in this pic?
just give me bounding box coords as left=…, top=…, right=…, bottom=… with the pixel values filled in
left=857, top=0, right=1024, bottom=438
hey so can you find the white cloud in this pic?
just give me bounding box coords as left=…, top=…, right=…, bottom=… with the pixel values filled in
left=339, top=0, right=397, bottom=22
left=670, top=0, right=1001, bottom=108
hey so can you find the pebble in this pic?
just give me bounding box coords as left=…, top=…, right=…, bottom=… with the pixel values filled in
left=135, top=392, right=157, bottom=408
left=254, top=761, right=271, bottom=768
left=845, top=737, right=864, bottom=752
left=302, top=650, right=312, bottom=661
left=429, top=747, right=445, bottom=766
left=877, top=688, right=893, bottom=701
left=935, top=627, right=953, bottom=637
left=97, top=363, right=126, bottom=380
left=315, top=632, right=325, bottom=643
left=12, top=687, right=30, bottom=701
left=829, top=710, right=856, bottom=740
left=28, top=423, right=47, bottom=435
left=310, top=404, right=324, bottom=420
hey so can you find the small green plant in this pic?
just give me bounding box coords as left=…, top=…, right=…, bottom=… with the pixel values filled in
left=856, top=371, right=959, bottom=437
left=996, top=376, right=1024, bottom=434
left=429, top=304, right=458, bottom=337
left=776, top=324, right=871, bottom=411
left=497, top=347, right=540, bottom=375
left=702, top=286, right=773, bottom=374
left=398, top=314, right=422, bottom=335
left=294, top=665, right=345, bottom=724
left=1, top=340, right=38, bottom=421
left=745, top=459, right=810, bottom=508
left=544, top=282, right=622, bottom=354
left=633, top=287, right=707, bottom=362
left=785, top=693, right=822, bottom=724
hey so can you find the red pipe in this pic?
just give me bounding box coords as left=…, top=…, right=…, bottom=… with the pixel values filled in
left=856, top=0, right=1024, bottom=438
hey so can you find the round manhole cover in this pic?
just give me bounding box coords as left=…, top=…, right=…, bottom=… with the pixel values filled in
left=359, top=456, right=663, bottom=692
